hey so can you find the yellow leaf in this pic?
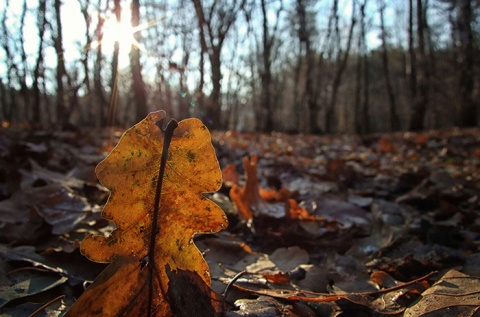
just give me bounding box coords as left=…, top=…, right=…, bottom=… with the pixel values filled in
left=65, top=110, right=227, bottom=316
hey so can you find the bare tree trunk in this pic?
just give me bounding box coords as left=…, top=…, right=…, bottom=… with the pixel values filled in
left=362, top=47, right=370, bottom=134
left=354, top=0, right=369, bottom=134
left=130, top=0, right=149, bottom=123
left=19, top=0, right=30, bottom=122
left=292, top=45, right=302, bottom=133
left=191, top=0, right=245, bottom=129
left=455, top=0, right=476, bottom=127
left=409, top=0, right=430, bottom=131
left=177, top=28, right=190, bottom=119
left=296, top=0, right=317, bottom=133
left=378, top=0, right=400, bottom=131
left=257, top=0, right=283, bottom=132
left=407, top=0, right=417, bottom=121
left=53, top=0, right=69, bottom=126
left=209, top=46, right=222, bottom=126
left=261, top=0, right=273, bottom=132
left=326, top=0, right=356, bottom=133
left=108, top=0, right=121, bottom=126
left=93, top=0, right=107, bottom=127
left=32, top=0, right=48, bottom=125
left=196, top=50, right=205, bottom=118
left=78, top=0, right=92, bottom=125
left=0, top=2, right=14, bottom=121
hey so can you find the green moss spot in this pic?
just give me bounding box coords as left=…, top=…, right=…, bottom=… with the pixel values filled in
left=186, top=150, right=196, bottom=163
left=151, top=176, right=158, bottom=187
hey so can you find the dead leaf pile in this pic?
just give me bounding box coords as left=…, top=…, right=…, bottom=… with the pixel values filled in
left=0, top=120, right=479, bottom=316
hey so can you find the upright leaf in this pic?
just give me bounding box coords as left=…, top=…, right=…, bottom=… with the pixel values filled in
left=65, top=110, right=227, bottom=316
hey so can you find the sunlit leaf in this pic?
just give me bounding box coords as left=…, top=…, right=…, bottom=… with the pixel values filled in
left=65, top=110, right=227, bottom=316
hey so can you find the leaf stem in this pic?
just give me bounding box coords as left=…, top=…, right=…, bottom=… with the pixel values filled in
left=148, top=118, right=178, bottom=317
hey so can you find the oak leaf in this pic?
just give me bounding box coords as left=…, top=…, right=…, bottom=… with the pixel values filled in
left=65, top=110, right=227, bottom=316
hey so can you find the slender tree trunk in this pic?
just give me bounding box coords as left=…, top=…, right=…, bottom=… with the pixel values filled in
left=455, top=0, right=475, bottom=126
left=196, top=50, right=205, bottom=118
left=32, top=0, right=48, bottom=125
left=409, top=0, right=430, bottom=131
left=191, top=0, right=244, bottom=129
left=208, top=46, right=222, bottom=126
left=292, top=46, right=302, bottom=133
left=177, top=30, right=190, bottom=119
left=261, top=0, right=273, bottom=132
left=407, top=0, right=417, bottom=120
left=362, top=49, right=370, bottom=134
left=0, top=2, right=14, bottom=121
left=354, top=0, right=369, bottom=134
left=296, top=0, right=316, bottom=133
left=193, top=0, right=207, bottom=120
left=326, top=0, right=356, bottom=133
left=130, top=0, right=148, bottom=123
left=108, top=0, right=121, bottom=126
left=79, top=0, right=92, bottom=124
left=93, top=0, right=107, bottom=127
left=54, top=0, right=68, bottom=126
left=378, top=0, right=400, bottom=131
left=19, top=0, right=30, bottom=122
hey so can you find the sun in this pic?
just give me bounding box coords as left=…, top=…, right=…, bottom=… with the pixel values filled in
left=103, top=10, right=135, bottom=48
left=102, top=7, right=140, bottom=68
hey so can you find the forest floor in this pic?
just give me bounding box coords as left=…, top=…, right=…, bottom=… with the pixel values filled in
left=0, top=124, right=479, bottom=316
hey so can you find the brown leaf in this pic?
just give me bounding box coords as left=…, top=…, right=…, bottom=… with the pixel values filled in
left=0, top=183, right=89, bottom=241
left=229, top=155, right=261, bottom=220
left=404, top=269, right=480, bottom=317
left=65, top=111, right=228, bottom=316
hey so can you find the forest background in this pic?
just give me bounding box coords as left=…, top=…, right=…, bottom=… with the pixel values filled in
left=0, top=0, right=478, bottom=134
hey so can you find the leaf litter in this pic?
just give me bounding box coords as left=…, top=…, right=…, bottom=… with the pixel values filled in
left=0, top=117, right=479, bottom=316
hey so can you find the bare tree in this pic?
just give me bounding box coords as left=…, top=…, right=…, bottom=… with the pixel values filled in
left=191, top=0, right=246, bottom=129
left=93, top=0, right=108, bottom=126
left=78, top=0, right=92, bottom=124
left=248, top=0, right=284, bottom=132
left=325, top=0, right=356, bottom=133
left=378, top=0, right=400, bottom=131
left=108, top=0, right=121, bottom=126
left=0, top=0, right=16, bottom=121
left=53, top=0, right=71, bottom=125
left=409, top=0, right=430, bottom=131
left=454, top=0, right=476, bottom=126
left=295, top=0, right=318, bottom=133
left=130, top=0, right=149, bottom=123
left=354, top=0, right=370, bottom=134
left=32, top=0, right=49, bottom=124
left=407, top=0, right=417, bottom=124
left=17, top=0, right=30, bottom=121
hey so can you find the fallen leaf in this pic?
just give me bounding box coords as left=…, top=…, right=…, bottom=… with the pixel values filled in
left=65, top=111, right=227, bottom=316
left=221, top=164, right=239, bottom=187
left=0, top=271, right=67, bottom=308
left=232, top=271, right=437, bottom=314
left=404, top=269, right=480, bottom=317
left=166, top=265, right=223, bottom=317
left=229, top=296, right=315, bottom=316
left=0, top=183, right=88, bottom=241
left=0, top=245, right=105, bottom=285
left=229, top=156, right=261, bottom=220
left=230, top=155, right=313, bottom=220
